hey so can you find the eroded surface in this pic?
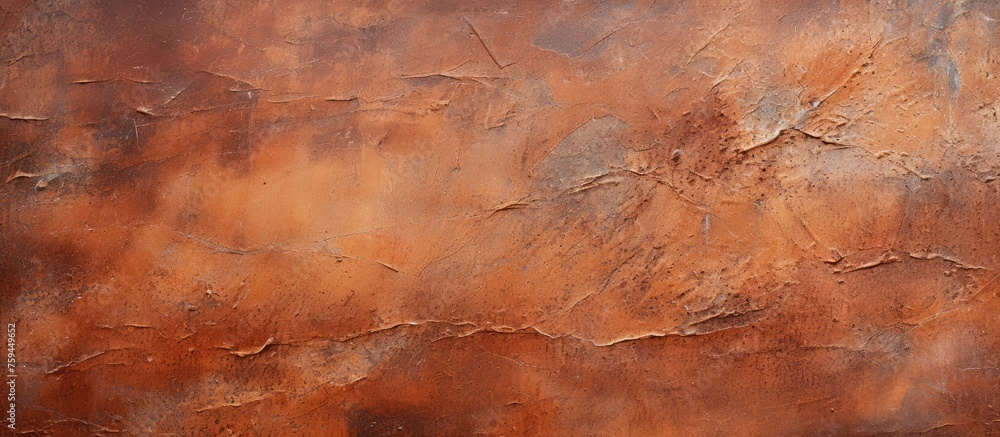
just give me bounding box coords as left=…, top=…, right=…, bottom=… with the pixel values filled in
left=2, top=0, right=1000, bottom=435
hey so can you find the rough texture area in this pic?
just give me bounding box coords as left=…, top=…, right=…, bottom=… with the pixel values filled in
left=3, top=0, right=1000, bottom=435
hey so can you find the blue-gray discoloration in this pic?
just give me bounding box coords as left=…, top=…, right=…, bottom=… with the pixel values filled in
left=946, top=58, right=961, bottom=92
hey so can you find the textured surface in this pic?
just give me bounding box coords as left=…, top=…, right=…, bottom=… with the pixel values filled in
left=3, top=0, right=1000, bottom=435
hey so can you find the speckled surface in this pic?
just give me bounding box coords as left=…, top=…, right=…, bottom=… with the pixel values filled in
left=3, top=0, right=1000, bottom=435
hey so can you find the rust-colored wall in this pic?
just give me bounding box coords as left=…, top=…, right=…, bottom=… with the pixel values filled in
left=3, top=0, right=1000, bottom=435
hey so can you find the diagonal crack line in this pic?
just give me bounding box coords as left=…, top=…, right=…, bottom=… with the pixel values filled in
left=742, top=29, right=887, bottom=154
left=685, top=12, right=742, bottom=66
left=463, top=16, right=512, bottom=69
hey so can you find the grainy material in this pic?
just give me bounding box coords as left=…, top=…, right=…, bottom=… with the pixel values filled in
left=3, top=0, right=1000, bottom=435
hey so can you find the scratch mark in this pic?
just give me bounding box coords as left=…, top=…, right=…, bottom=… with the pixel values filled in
left=179, top=232, right=279, bottom=255
left=323, top=95, right=359, bottom=102
left=463, top=17, right=512, bottom=69
left=0, top=112, right=49, bottom=121
left=71, top=77, right=161, bottom=85
left=226, top=337, right=275, bottom=358
left=46, top=351, right=108, bottom=374
left=130, top=117, right=139, bottom=149
left=558, top=173, right=621, bottom=197
left=4, top=170, right=39, bottom=184
left=265, top=94, right=317, bottom=104
left=685, top=13, right=741, bottom=66
left=908, top=251, right=987, bottom=270
left=740, top=30, right=886, bottom=153
left=484, top=196, right=535, bottom=219
left=401, top=60, right=501, bottom=84
left=35, top=409, right=123, bottom=434
left=196, top=393, right=275, bottom=413
left=195, top=70, right=260, bottom=89
left=702, top=214, right=711, bottom=244
left=841, top=252, right=900, bottom=273
left=574, top=28, right=620, bottom=59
